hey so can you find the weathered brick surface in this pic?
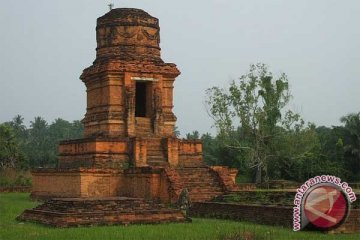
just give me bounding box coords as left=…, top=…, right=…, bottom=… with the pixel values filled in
left=210, top=166, right=240, bottom=192
left=17, top=197, right=186, bottom=227
left=58, top=138, right=130, bottom=169
left=176, top=167, right=225, bottom=202
left=163, top=168, right=184, bottom=202
left=81, top=8, right=179, bottom=139
left=191, top=202, right=293, bottom=227
left=31, top=167, right=175, bottom=203
left=31, top=166, right=239, bottom=204
left=31, top=170, right=82, bottom=199
left=190, top=202, right=360, bottom=233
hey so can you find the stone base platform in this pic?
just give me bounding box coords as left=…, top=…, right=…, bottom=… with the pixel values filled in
left=17, top=197, right=187, bottom=227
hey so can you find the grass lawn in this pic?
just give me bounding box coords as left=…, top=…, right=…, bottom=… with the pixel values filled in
left=0, top=193, right=358, bottom=240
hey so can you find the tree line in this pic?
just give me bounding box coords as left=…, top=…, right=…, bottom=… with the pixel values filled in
left=0, top=116, right=83, bottom=169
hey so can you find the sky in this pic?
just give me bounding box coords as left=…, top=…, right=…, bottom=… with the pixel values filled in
left=0, top=0, right=359, bottom=136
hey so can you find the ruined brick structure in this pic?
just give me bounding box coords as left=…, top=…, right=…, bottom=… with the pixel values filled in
left=18, top=8, right=238, bottom=227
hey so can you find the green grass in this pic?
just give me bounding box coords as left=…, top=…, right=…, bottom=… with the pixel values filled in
left=0, top=193, right=358, bottom=240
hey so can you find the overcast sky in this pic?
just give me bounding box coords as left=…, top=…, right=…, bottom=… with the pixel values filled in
left=1, top=0, right=359, bottom=136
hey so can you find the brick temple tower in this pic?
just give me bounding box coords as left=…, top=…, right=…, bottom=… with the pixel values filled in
left=82, top=8, right=179, bottom=139
left=19, top=8, right=238, bottom=227
left=57, top=9, right=202, bottom=169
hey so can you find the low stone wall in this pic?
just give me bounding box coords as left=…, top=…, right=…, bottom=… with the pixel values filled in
left=190, top=202, right=293, bottom=227
left=190, top=202, right=360, bottom=233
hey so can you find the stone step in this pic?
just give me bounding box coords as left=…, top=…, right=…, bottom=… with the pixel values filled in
left=147, top=142, right=163, bottom=147
left=148, top=153, right=166, bottom=158
left=136, top=129, right=152, bottom=133
left=178, top=175, right=216, bottom=179
left=147, top=156, right=165, bottom=160
left=146, top=157, right=167, bottom=162
left=147, top=146, right=164, bottom=151
left=147, top=146, right=163, bottom=150
left=179, top=176, right=217, bottom=182
left=147, top=161, right=169, bottom=167
left=147, top=158, right=167, bottom=164
left=136, top=124, right=151, bottom=127
left=175, top=167, right=225, bottom=202
left=136, top=125, right=152, bottom=129
left=147, top=154, right=165, bottom=158
left=147, top=153, right=165, bottom=157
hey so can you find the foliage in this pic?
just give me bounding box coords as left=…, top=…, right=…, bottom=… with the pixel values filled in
left=186, top=130, right=200, bottom=140
left=0, top=116, right=83, bottom=169
left=0, top=123, right=27, bottom=169
left=206, top=63, right=303, bottom=182
left=340, top=112, right=360, bottom=181
left=1, top=193, right=359, bottom=240
left=174, top=126, right=181, bottom=137
left=204, top=63, right=359, bottom=183
left=0, top=163, right=32, bottom=188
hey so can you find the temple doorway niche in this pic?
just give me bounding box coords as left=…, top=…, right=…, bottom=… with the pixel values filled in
left=135, top=81, right=152, bottom=117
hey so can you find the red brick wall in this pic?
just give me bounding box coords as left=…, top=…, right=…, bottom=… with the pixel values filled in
left=190, top=202, right=360, bottom=234
left=31, top=168, right=172, bottom=202
left=31, top=171, right=82, bottom=198
left=58, top=139, right=130, bottom=169
left=178, top=140, right=203, bottom=167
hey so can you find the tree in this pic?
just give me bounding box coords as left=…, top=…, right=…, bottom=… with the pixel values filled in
left=70, top=120, right=84, bottom=139
left=340, top=112, right=360, bottom=181
left=270, top=123, right=325, bottom=181
left=1, top=116, right=85, bottom=168
left=7, top=115, right=27, bottom=141
left=186, top=131, right=200, bottom=140
left=174, top=126, right=180, bottom=138
left=0, top=124, right=27, bottom=169
left=25, top=117, right=53, bottom=167
left=206, top=63, right=302, bottom=183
